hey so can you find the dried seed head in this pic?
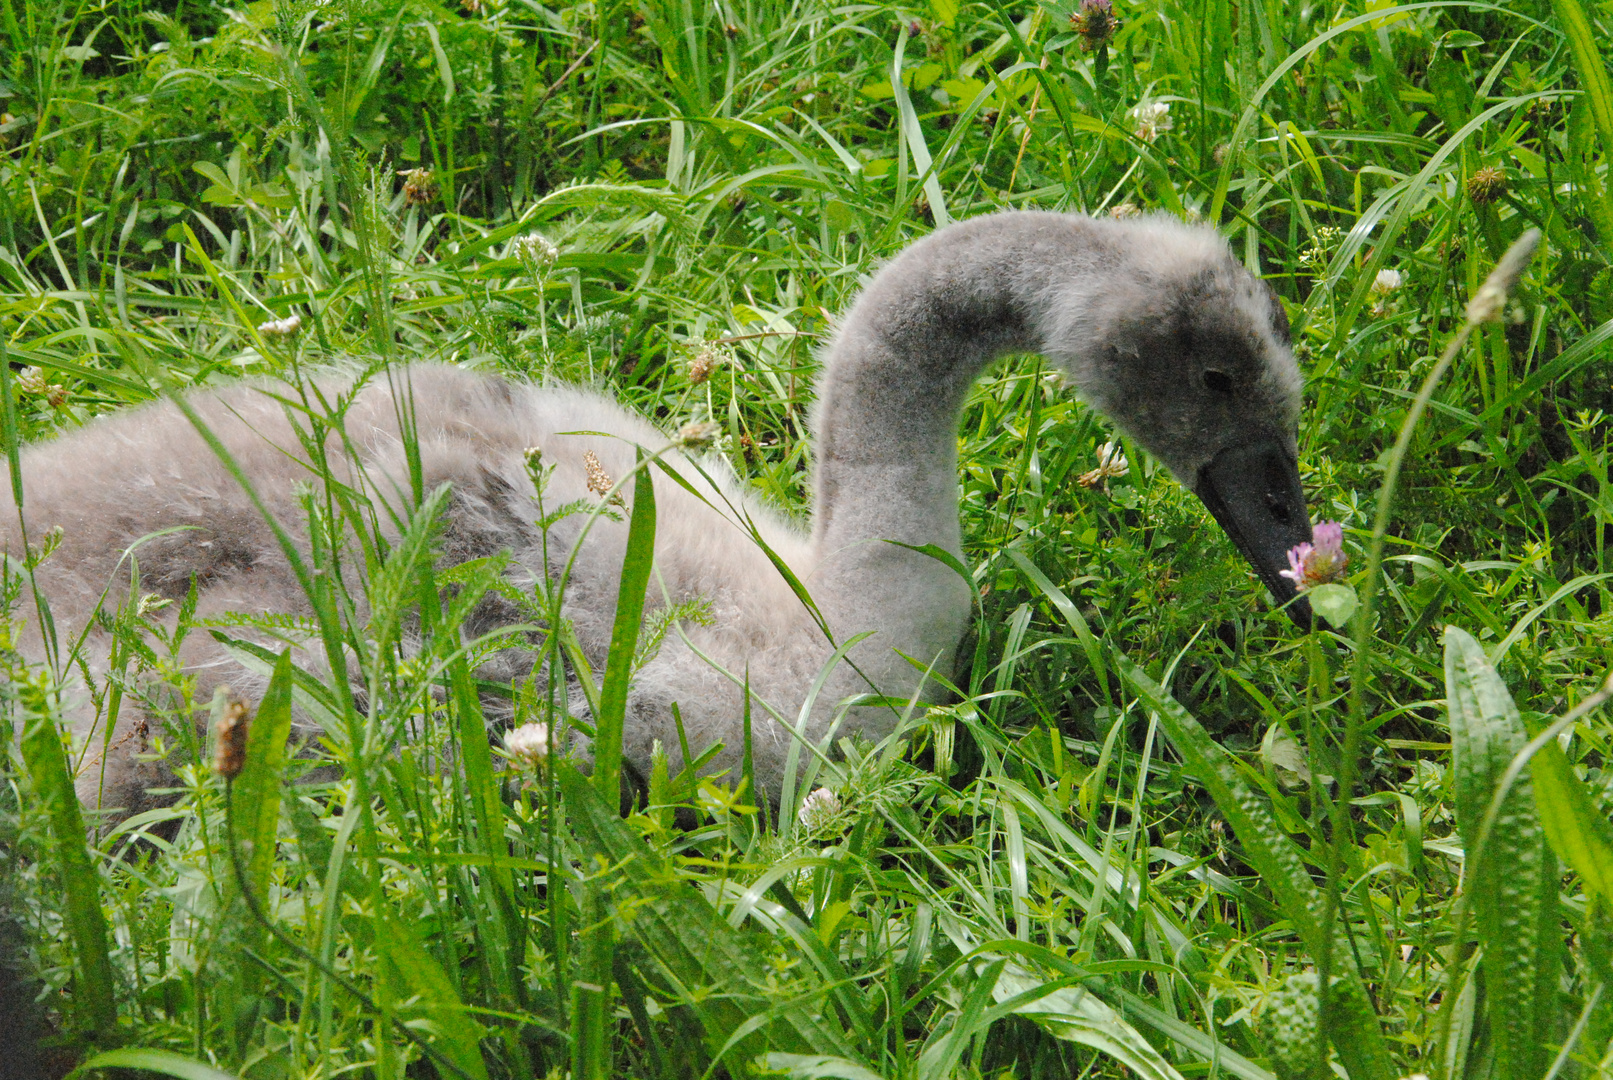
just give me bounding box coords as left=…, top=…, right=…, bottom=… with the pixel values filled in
left=1108, top=201, right=1140, bottom=219
left=584, top=450, right=614, bottom=498
left=135, top=593, right=172, bottom=619
left=399, top=167, right=439, bottom=207
left=1466, top=165, right=1506, bottom=207
left=1070, top=0, right=1122, bottom=52
left=686, top=341, right=732, bottom=383
left=677, top=421, right=720, bottom=448
left=1466, top=228, right=1541, bottom=324
left=214, top=694, right=252, bottom=780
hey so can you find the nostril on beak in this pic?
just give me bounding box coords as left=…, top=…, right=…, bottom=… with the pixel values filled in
left=1264, top=492, right=1291, bottom=523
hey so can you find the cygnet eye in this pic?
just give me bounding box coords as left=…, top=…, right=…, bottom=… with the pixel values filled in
left=1202, top=369, right=1233, bottom=394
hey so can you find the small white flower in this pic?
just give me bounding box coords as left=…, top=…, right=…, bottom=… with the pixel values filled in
left=1370, top=268, right=1403, bottom=297
left=676, top=421, right=720, bottom=448
left=1078, top=440, right=1129, bottom=491
left=797, top=787, right=841, bottom=832
left=511, top=233, right=559, bottom=276
left=1130, top=101, right=1172, bottom=143
left=257, top=313, right=302, bottom=338
left=505, top=722, right=551, bottom=767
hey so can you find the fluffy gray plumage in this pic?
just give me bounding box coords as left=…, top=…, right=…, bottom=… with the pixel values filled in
left=3, top=210, right=1309, bottom=825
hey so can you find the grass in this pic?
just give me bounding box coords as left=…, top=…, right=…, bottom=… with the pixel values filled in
left=3, top=0, right=1613, bottom=1076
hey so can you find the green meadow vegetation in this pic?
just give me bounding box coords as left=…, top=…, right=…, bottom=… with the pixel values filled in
left=4, top=0, right=1613, bottom=1076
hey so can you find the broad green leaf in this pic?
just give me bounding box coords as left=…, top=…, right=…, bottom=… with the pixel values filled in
left=1305, top=583, right=1357, bottom=629
left=1533, top=738, right=1613, bottom=903
left=376, top=914, right=491, bottom=1080
left=18, top=682, right=116, bottom=1037
left=72, top=1048, right=240, bottom=1080
left=1442, top=626, right=1561, bottom=1079
left=993, top=966, right=1187, bottom=1080
left=765, top=1055, right=884, bottom=1080
left=231, top=649, right=294, bottom=901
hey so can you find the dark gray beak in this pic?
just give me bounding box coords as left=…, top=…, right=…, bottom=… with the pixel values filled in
left=1193, top=439, right=1314, bottom=629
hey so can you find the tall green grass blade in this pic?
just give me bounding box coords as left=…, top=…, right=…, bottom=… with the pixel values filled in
left=18, top=681, right=117, bottom=1038
left=573, top=455, right=654, bottom=1080
left=890, top=31, right=950, bottom=229
left=1005, top=549, right=1110, bottom=704
left=764, top=1055, right=884, bottom=1080
left=69, top=1048, right=242, bottom=1080
left=992, top=967, right=1187, bottom=1080
left=595, top=452, right=657, bottom=801
left=376, top=912, right=491, bottom=1080
left=1442, top=626, right=1561, bottom=1079
left=1116, top=654, right=1394, bottom=1080
left=1550, top=0, right=1613, bottom=225
left=1534, top=736, right=1613, bottom=904
left=558, top=763, right=860, bottom=1065
left=0, top=336, right=22, bottom=508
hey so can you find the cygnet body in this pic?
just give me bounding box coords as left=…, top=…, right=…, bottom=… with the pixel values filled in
left=3, top=210, right=1313, bottom=824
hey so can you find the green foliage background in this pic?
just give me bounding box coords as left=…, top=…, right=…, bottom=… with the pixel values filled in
left=4, top=0, right=1613, bottom=1075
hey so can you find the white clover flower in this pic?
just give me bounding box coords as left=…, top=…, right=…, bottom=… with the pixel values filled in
left=257, top=313, right=302, bottom=338
left=505, top=722, right=551, bottom=767
left=1369, top=268, right=1404, bottom=315
left=1130, top=101, right=1172, bottom=143
left=1078, top=440, right=1129, bottom=491
left=797, top=787, right=841, bottom=832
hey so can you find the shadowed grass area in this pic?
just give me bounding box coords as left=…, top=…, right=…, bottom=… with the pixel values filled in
left=3, top=0, right=1613, bottom=1077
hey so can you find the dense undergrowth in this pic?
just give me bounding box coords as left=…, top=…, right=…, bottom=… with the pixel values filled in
left=4, top=0, right=1613, bottom=1076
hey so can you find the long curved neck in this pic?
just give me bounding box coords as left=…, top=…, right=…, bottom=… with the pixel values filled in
left=811, top=216, right=1063, bottom=557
